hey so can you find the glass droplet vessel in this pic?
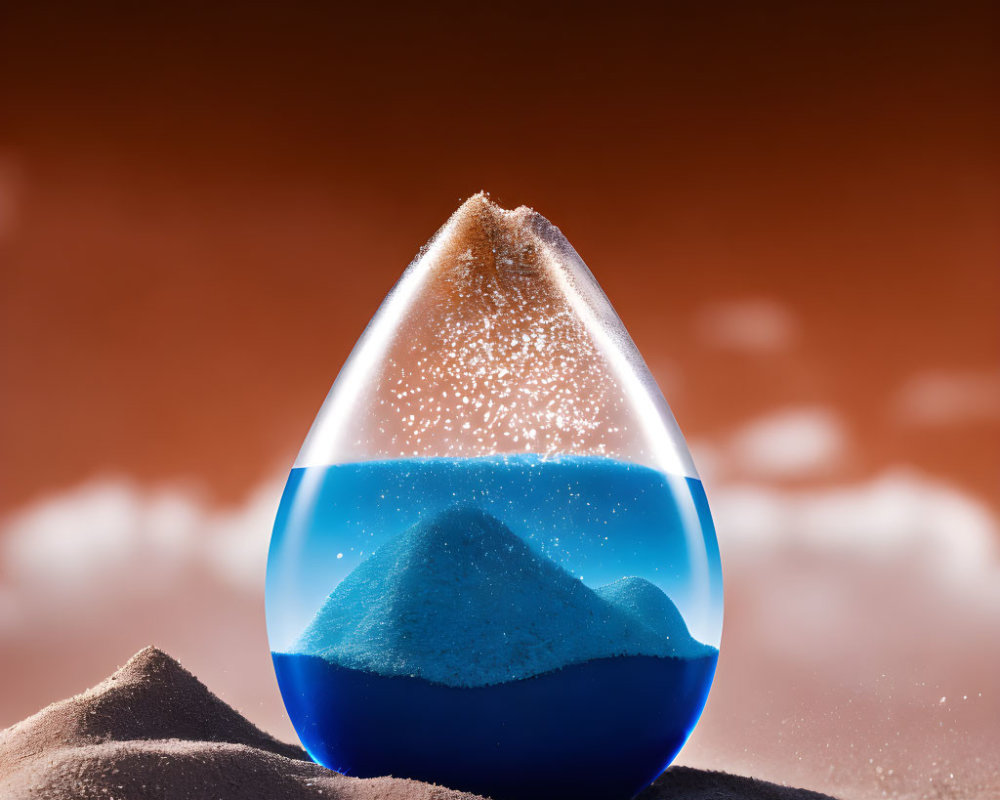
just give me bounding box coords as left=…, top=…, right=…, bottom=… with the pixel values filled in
left=266, top=194, right=723, bottom=800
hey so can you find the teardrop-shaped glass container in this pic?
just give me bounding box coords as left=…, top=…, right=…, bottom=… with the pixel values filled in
left=266, top=194, right=723, bottom=800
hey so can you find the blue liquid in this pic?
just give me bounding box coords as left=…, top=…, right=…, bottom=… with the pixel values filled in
left=267, top=456, right=722, bottom=800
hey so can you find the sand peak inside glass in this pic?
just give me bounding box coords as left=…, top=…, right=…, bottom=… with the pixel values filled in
left=266, top=194, right=723, bottom=800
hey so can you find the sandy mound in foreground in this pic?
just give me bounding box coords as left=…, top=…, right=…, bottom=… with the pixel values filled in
left=0, top=646, right=477, bottom=800
left=643, top=767, right=838, bottom=800
left=0, top=646, right=837, bottom=800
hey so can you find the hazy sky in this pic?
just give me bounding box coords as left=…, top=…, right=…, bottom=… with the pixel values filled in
left=0, top=4, right=997, bottom=800
left=1, top=1, right=996, bottom=511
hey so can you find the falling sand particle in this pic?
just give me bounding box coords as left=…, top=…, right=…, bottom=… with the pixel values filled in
left=379, top=193, right=622, bottom=459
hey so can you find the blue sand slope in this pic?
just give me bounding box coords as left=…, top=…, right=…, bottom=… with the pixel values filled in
left=291, top=506, right=712, bottom=686
left=273, top=650, right=717, bottom=800
left=596, top=576, right=711, bottom=650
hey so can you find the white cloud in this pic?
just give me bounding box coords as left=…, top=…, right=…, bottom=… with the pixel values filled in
left=710, top=468, right=999, bottom=600
left=3, top=481, right=196, bottom=590
left=695, top=299, right=797, bottom=352
left=202, top=477, right=286, bottom=590
left=0, top=476, right=283, bottom=632
left=727, top=406, right=847, bottom=479
left=895, top=369, right=1000, bottom=426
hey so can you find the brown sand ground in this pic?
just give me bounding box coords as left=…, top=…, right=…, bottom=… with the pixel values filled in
left=0, top=646, right=838, bottom=800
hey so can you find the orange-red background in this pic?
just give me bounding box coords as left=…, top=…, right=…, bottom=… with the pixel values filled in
left=1, top=3, right=997, bottom=800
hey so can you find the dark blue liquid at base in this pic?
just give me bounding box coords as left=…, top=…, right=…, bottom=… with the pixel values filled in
left=273, top=651, right=717, bottom=800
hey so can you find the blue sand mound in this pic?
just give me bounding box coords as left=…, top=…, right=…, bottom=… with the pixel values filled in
left=272, top=650, right=718, bottom=800
left=596, top=576, right=701, bottom=646
left=292, top=506, right=713, bottom=686
left=277, top=503, right=719, bottom=799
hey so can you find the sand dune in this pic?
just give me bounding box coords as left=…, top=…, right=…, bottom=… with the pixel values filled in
left=0, top=646, right=478, bottom=800
left=0, top=646, right=837, bottom=800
